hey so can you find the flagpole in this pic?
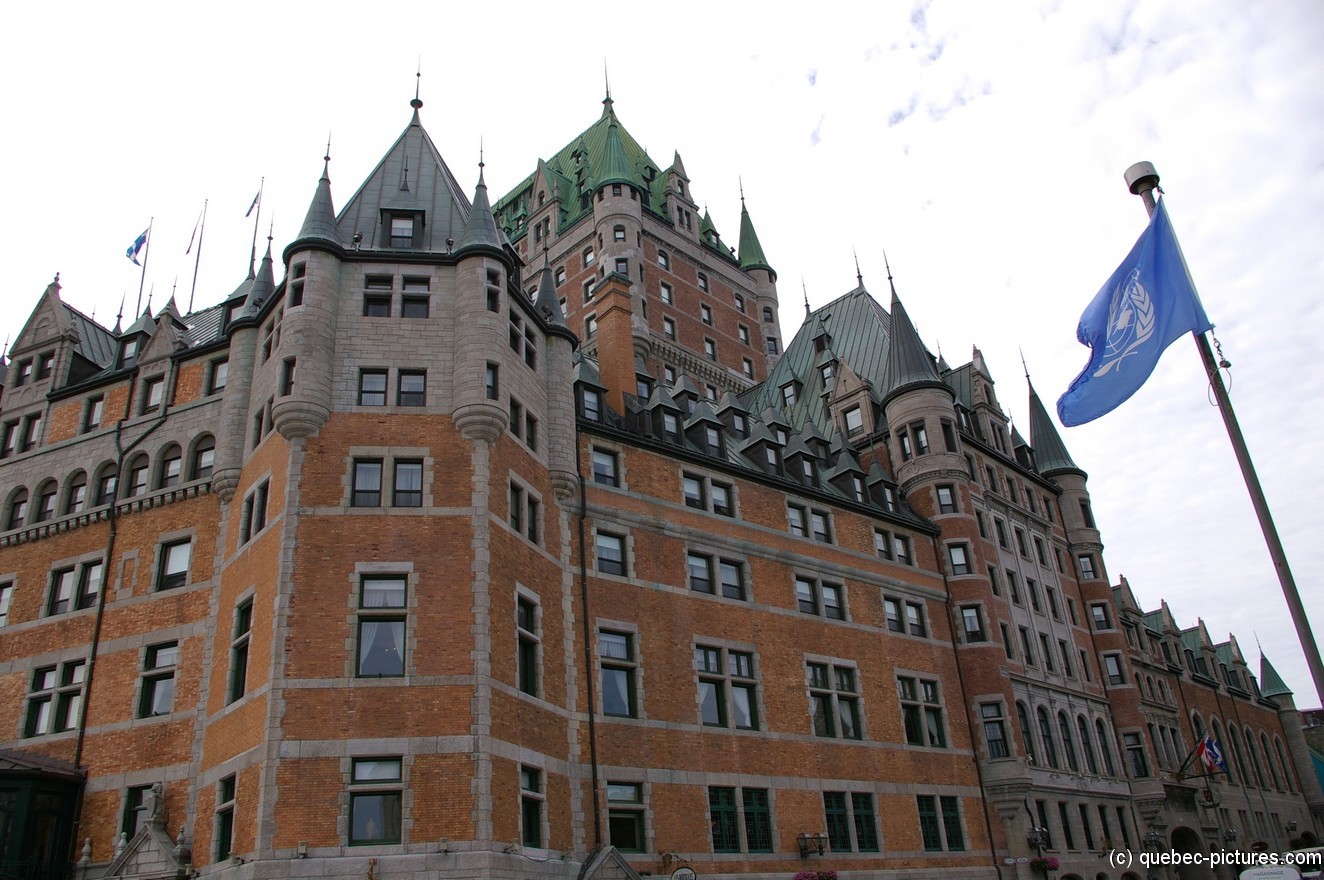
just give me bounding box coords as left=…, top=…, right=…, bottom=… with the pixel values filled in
left=249, top=178, right=264, bottom=280
left=188, top=199, right=208, bottom=314
left=136, top=217, right=153, bottom=317
left=1125, top=162, right=1324, bottom=706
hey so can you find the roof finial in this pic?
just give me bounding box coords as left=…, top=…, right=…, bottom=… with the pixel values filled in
left=853, top=247, right=863, bottom=287
left=411, top=62, right=423, bottom=111
left=323, top=132, right=332, bottom=177
left=115, top=294, right=125, bottom=333
left=267, top=217, right=274, bottom=243
left=1020, top=347, right=1031, bottom=383
left=401, top=155, right=410, bottom=192
left=802, top=277, right=810, bottom=318
left=543, top=243, right=550, bottom=269
left=883, top=250, right=896, bottom=296
left=53, top=272, right=60, bottom=286
left=739, top=177, right=746, bottom=207
left=1, top=335, right=8, bottom=359
left=602, top=61, right=614, bottom=116
left=479, top=136, right=485, bottom=169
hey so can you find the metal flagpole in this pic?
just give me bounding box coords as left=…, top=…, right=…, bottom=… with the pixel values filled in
left=135, top=217, right=153, bottom=317
left=1124, top=161, right=1324, bottom=705
left=188, top=199, right=208, bottom=314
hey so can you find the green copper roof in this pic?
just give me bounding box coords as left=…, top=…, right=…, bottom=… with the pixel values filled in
left=742, top=283, right=891, bottom=431
left=1260, top=654, right=1294, bottom=698
left=494, top=98, right=669, bottom=235
left=737, top=198, right=774, bottom=276
left=1028, top=380, right=1084, bottom=477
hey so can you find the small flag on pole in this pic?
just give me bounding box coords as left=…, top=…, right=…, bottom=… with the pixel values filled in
left=245, top=187, right=261, bottom=217
left=126, top=228, right=149, bottom=266
left=1057, top=198, right=1213, bottom=427
left=1194, top=733, right=1228, bottom=773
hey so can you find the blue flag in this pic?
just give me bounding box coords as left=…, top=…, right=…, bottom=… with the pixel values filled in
left=126, top=228, right=149, bottom=266
left=1195, top=733, right=1228, bottom=773
left=1057, top=199, right=1213, bottom=426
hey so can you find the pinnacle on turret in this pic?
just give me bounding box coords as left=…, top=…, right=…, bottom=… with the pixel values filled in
left=599, top=117, right=636, bottom=191
left=454, top=161, right=504, bottom=257
left=1027, top=379, right=1085, bottom=478
left=737, top=191, right=775, bottom=278
left=533, top=260, right=575, bottom=345
left=237, top=238, right=277, bottom=323
left=880, top=289, right=945, bottom=406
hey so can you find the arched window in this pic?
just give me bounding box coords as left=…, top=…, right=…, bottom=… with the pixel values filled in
left=6, top=488, right=29, bottom=530
left=190, top=434, right=216, bottom=480
left=125, top=453, right=150, bottom=497
left=1078, top=715, right=1098, bottom=774
left=33, top=479, right=58, bottom=522
left=1261, top=733, right=1282, bottom=789
left=698, top=272, right=709, bottom=293
left=1095, top=719, right=1117, bottom=776
left=1016, top=701, right=1035, bottom=764
left=64, top=471, right=88, bottom=515
left=1247, top=729, right=1268, bottom=788
left=1058, top=711, right=1079, bottom=771
left=94, top=462, right=118, bottom=506
left=1274, top=737, right=1296, bottom=792
left=1192, top=712, right=1206, bottom=740
left=157, top=444, right=183, bottom=489
left=1036, top=706, right=1059, bottom=769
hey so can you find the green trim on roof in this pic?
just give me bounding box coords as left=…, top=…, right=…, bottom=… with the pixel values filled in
left=1029, top=381, right=1084, bottom=477
left=738, top=200, right=774, bottom=275
left=1260, top=654, right=1293, bottom=698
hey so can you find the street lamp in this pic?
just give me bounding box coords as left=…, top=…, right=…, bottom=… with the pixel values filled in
left=1027, top=826, right=1051, bottom=855
left=1143, top=829, right=1165, bottom=851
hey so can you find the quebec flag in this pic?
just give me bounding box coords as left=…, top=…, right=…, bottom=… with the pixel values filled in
left=1057, top=199, right=1213, bottom=426
left=1195, top=733, right=1229, bottom=774
left=126, top=228, right=149, bottom=266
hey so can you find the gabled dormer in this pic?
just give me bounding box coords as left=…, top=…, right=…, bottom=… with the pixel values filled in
left=645, top=385, right=684, bottom=444
left=117, top=309, right=157, bottom=371
left=714, top=392, right=750, bottom=440
left=670, top=373, right=701, bottom=416
left=865, top=461, right=901, bottom=513
left=783, top=433, right=820, bottom=487
left=824, top=441, right=868, bottom=503
left=684, top=399, right=724, bottom=457
left=740, top=421, right=784, bottom=476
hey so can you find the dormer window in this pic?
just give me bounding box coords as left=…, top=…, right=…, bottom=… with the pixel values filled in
left=119, top=338, right=139, bottom=370
left=387, top=213, right=421, bottom=249
left=781, top=384, right=797, bottom=407
left=845, top=406, right=864, bottom=436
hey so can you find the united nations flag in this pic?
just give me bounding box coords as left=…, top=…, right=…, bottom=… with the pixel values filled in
left=1057, top=198, right=1213, bottom=426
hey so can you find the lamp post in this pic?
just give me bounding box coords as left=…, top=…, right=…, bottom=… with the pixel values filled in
left=1142, top=828, right=1165, bottom=880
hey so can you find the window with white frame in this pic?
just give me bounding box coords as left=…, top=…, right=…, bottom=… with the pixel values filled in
left=358, top=575, right=407, bottom=677
left=349, top=757, right=403, bottom=844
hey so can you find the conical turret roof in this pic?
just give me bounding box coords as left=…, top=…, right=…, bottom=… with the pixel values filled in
left=455, top=166, right=504, bottom=257
left=235, top=241, right=276, bottom=325
left=533, top=262, right=575, bottom=343
left=880, top=290, right=946, bottom=405
left=598, top=118, right=637, bottom=190
left=296, top=156, right=339, bottom=245
left=1028, top=380, right=1085, bottom=477
left=1259, top=654, right=1294, bottom=699
left=738, top=197, right=774, bottom=277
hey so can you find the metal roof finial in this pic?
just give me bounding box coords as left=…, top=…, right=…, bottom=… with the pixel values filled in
left=802, top=277, right=810, bottom=318
left=739, top=177, right=746, bottom=207
left=411, top=62, right=423, bottom=111
left=1020, top=347, right=1031, bottom=383
left=883, top=250, right=896, bottom=296
left=854, top=247, right=863, bottom=287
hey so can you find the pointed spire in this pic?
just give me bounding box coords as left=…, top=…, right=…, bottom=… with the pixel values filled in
left=534, top=259, right=572, bottom=340
left=854, top=247, right=863, bottom=288
left=884, top=251, right=896, bottom=296
left=1260, top=653, right=1294, bottom=698
left=802, top=278, right=810, bottom=318
left=454, top=155, right=503, bottom=257
left=114, top=294, right=125, bottom=333
left=237, top=235, right=277, bottom=323
left=601, top=62, right=614, bottom=118
left=296, top=138, right=339, bottom=244
left=737, top=189, right=774, bottom=277
left=881, top=287, right=945, bottom=405
left=1027, top=376, right=1085, bottom=477
left=410, top=64, right=423, bottom=123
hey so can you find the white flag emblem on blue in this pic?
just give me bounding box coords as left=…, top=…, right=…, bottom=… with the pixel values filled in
left=126, top=228, right=149, bottom=266
left=1057, top=199, right=1213, bottom=427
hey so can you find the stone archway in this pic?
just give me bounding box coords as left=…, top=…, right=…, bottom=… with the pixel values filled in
left=1170, top=825, right=1215, bottom=880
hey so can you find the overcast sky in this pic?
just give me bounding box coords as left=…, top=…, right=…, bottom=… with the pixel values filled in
left=4, top=2, right=1321, bottom=701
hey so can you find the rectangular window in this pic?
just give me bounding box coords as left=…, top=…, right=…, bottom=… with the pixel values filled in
left=517, top=595, right=539, bottom=698
left=905, top=600, right=926, bottom=636
left=358, top=369, right=387, bottom=406
left=363, top=293, right=392, bottom=317
left=138, top=641, right=179, bottom=717
left=1078, top=554, right=1097, bottom=579
left=704, top=338, right=717, bottom=360
left=352, top=459, right=383, bottom=507
left=982, top=703, right=1009, bottom=758
left=1058, top=801, right=1076, bottom=849
left=485, top=362, right=499, bottom=400
left=358, top=576, right=406, bottom=677
left=824, top=791, right=879, bottom=853
left=700, top=304, right=713, bottom=325
left=894, top=534, right=913, bottom=566
left=918, top=795, right=964, bottom=851
left=742, top=789, right=772, bottom=853
left=796, top=575, right=845, bottom=620
left=157, top=539, right=192, bottom=590
left=961, top=605, right=986, bottom=642
left=696, top=645, right=758, bottom=729
left=949, top=544, right=972, bottom=576
left=1091, top=603, right=1113, bottom=630
left=227, top=599, right=252, bottom=704
left=0, top=582, right=12, bottom=626
left=122, top=785, right=150, bottom=839
left=663, top=317, right=676, bottom=340
left=808, top=661, right=861, bottom=739
left=898, top=675, right=946, bottom=747
left=24, top=660, right=85, bottom=737
left=709, top=787, right=740, bottom=853
left=596, top=531, right=625, bottom=575
left=1104, top=653, right=1126, bottom=686
left=607, top=782, right=645, bottom=852
left=350, top=758, right=403, bottom=844
left=520, top=766, right=544, bottom=847
left=214, top=775, right=236, bottom=861
left=47, top=560, right=102, bottom=615
left=84, top=396, right=105, bottom=432
left=393, top=460, right=423, bottom=507
left=592, top=448, right=619, bottom=486
left=600, top=630, right=638, bottom=718
left=936, top=484, right=957, bottom=514
left=397, top=370, right=426, bottom=406
left=142, top=376, right=165, bottom=414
